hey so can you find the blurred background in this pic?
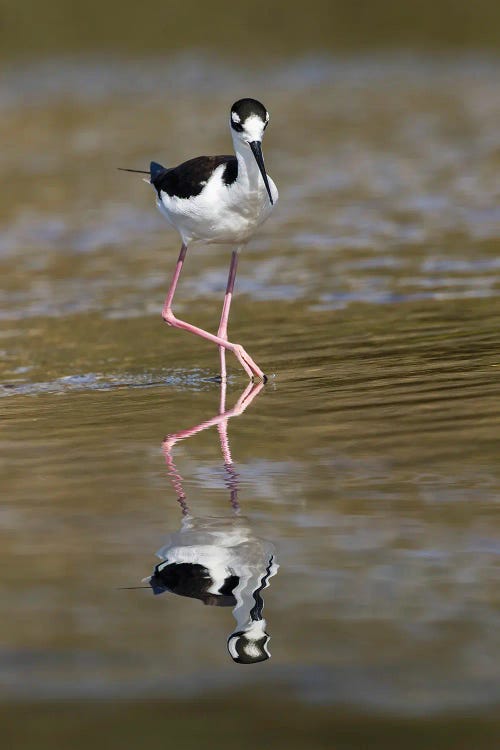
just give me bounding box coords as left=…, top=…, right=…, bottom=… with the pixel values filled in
left=2, top=0, right=500, bottom=59
left=1, top=2, right=500, bottom=749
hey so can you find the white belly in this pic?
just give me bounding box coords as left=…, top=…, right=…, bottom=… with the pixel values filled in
left=156, top=163, right=278, bottom=246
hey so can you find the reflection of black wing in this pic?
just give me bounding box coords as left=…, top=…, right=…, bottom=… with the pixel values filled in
left=150, top=156, right=238, bottom=200
left=149, top=561, right=238, bottom=607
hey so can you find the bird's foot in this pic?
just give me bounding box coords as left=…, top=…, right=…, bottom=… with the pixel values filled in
left=232, top=343, right=266, bottom=382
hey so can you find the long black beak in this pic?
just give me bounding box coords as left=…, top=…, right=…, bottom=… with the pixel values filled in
left=249, top=141, right=274, bottom=205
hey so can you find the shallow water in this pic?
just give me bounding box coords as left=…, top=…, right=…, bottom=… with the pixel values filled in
left=1, top=55, right=500, bottom=748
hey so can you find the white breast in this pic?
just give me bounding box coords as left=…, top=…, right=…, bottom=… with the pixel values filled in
left=156, top=164, right=278, bottom=246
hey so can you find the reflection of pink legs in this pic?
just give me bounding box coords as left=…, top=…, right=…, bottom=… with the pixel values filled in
left=217, top=378, right=254, bottom=513
left=161, top=244, right=265, bottom=381
left=163, top=381, right=263, bottom=449
left=163, top=445, right=190, bottom=516
left=162, top=381, right=264, bottom=513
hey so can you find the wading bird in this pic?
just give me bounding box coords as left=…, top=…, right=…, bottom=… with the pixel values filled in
left=121, top=98, right=278, bottom=381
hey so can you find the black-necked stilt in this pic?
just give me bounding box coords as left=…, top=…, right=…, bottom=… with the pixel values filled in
left=121, top=98, right=278, bottom=381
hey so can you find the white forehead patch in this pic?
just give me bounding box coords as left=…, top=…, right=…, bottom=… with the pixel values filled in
left=242, top=114, right=266, bottom=141
left=265, top=112, right=269, bottom=122
left=231, top=112, right=241, bottom=123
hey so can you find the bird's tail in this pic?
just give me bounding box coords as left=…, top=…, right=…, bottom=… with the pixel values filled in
left=117, top=167, right=150, bottom=174
left=149, top=161, right=166, bottom=180
left=118, top=162, right=166, bottom=185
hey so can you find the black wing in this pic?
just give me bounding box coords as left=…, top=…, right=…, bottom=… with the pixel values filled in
left=150, top=156, right=238, bottom=200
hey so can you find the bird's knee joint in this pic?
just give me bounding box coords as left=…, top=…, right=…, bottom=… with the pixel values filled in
left=162, top=308, right=175, bottom=326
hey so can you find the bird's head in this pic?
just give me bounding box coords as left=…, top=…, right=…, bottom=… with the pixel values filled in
left=230, top=98, right=273, bottom=205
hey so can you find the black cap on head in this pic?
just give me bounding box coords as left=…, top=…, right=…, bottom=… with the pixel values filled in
left=230, top=98, right=268, bottom=132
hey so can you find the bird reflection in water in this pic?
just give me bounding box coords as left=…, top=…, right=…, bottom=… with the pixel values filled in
left=148, top=381, right=279, bottom=664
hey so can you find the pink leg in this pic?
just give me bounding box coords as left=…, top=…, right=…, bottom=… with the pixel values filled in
left=162, top=242, right=188, bottom=312
left=217, top=250, right=239, bottom=380
left=161, top=244, right=266, bottom=380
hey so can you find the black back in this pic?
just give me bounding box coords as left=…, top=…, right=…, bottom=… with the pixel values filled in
left=150, top=156, right=238, bottom=200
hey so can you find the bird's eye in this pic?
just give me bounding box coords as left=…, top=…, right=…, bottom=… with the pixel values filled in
left=231, top=119, right=244, bottom=133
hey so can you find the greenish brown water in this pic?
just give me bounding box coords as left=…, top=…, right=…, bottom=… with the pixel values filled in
left=1, top=51, right=500, bottom=749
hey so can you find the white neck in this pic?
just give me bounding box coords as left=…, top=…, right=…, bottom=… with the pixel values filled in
left=231, top=133, right=263, bottom=192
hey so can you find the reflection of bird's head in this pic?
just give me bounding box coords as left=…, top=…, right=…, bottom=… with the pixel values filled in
left=227, top=620, right=271, bottom=664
